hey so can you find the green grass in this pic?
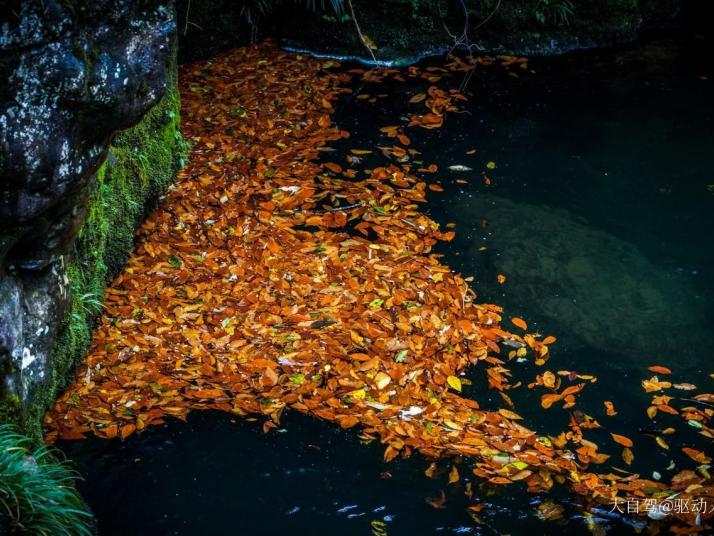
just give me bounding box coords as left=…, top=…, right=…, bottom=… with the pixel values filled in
left=0, top=425, right=92, bottom=535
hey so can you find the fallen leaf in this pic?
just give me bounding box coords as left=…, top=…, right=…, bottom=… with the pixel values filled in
left=610, top=433, right=633, bottom=448
left=447, top=375, right=462, bottom=392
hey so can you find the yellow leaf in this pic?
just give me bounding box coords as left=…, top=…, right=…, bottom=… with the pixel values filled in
left=449, top=465, right=460, bottom=484
left=362, top=34, right=378, bottom=50
left=622, top=447, right=634, bottom=465
left=498, top=408, right=523, bottom=420
left=374, top=372, right=391, bottom=390
left=542, top=371, right=556, bottom=389
left=447, top=375, right=462, bottom=392
left=641, top=375, right=672, bottom=392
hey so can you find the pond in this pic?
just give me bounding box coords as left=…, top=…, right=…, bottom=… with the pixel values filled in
left=58, top=37, right=713, bottom=535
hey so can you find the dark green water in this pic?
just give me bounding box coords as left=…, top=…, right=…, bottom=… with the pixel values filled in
left=59, top=38, right=714, bottom=535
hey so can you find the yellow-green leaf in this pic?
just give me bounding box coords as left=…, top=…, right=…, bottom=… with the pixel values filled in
left=447, top=375, right=462, bottom=392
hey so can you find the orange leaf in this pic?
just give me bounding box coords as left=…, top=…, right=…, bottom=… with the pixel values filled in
left=610, top=433, right=633, bottom=448
left=120, top=423, right=136, bottom=440
left=603, top=401, right=617, bottom=416
left=647, top=365, right=672, bottom=375
left=541, top=393, right=563, bottom=409
left=511, top=317, right=527, bottom=331
left=682, top=447, right=711, bottom=463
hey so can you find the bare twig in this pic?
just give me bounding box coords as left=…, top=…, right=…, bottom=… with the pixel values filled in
left=183, top=1, right=205, bottom=34
left=347, top=0, right=377, bottom=63
left=438, top=0, right=503, bottom=92
left=680, top=397, right=714, bottom=409
left=472, top=0, right=502, bottom=32
left=183, top=0, right=191, bottom=35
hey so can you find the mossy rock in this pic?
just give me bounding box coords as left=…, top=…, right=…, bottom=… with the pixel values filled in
left=10, top=44, right=187, bottom=442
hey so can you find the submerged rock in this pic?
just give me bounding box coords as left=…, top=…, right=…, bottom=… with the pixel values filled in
left=452, top=194, right=710, bottom=358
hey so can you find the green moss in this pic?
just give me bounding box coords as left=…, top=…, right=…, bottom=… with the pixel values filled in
left=16, top=43, right=187, bottom=441
left=0, top=393, right=21, bottom=426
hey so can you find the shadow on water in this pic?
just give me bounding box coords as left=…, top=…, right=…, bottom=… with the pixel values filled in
left=59, top=38, right=714, bottom=534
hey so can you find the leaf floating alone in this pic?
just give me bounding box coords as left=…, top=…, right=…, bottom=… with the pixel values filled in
left=497, top=274, right=506, bottom=284
left=449, top=464, right=460, bottom=484
left=610, top=433, right=633, bottom=448
left=688, top=419, right=703, bottom=430
left=682, top=447, right=711, bottom=463
left=380, top=125, right=400, bottom=137
left=622, top=447, right=634, bottom=465
left=604, top=401, right=617, bottom=416
left=426, top=491, right=447, bottom=509
left=648, top=365, right=672, bottom=375
left=447, top=165, right=473, bottom=172
left=655, top=436, right=669, bottom=450
left=673, top=383, right=697, bottom=391
left=424, top=462, right=438, bottom=479
left=511, top=317, right=528, bottom=331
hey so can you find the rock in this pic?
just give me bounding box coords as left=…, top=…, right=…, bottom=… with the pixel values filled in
left=450, top=194, right=711, bottom=359
left=270, top=0, right=682, bottom=65
left=0, top=0, right=177, bottom=432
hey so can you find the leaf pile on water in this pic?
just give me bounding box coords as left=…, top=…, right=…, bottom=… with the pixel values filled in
left=44, top=42, right=714, bottom=532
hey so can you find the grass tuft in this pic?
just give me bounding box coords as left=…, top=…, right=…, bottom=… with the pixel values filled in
left=0, top=425, right=92, bottom=535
